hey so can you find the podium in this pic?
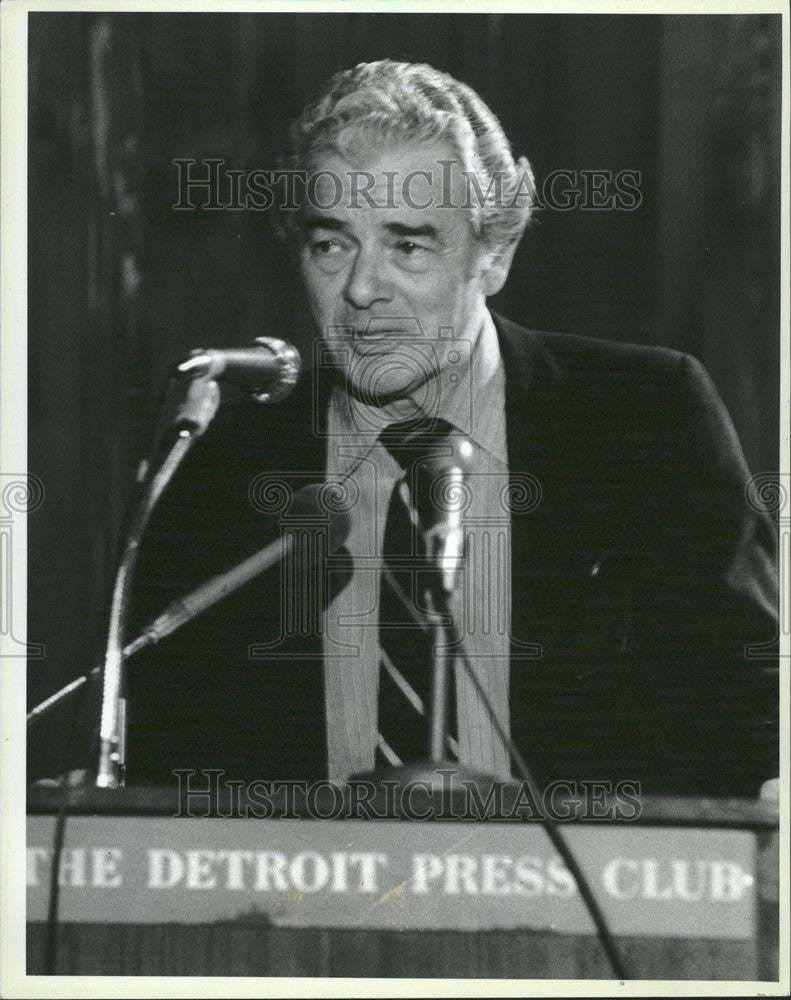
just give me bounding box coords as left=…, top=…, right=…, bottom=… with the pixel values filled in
left=27, top=785, right=779, bottom=980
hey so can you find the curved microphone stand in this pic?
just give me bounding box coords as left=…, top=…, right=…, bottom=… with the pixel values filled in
left=95, top=375, right=221, bottom=789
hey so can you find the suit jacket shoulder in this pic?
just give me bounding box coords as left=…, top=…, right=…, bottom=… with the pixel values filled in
left=492, top=313, right=778, bottom=796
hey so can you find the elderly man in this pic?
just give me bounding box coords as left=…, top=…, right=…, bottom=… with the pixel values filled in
left=127, top=61, right=777, bottom=798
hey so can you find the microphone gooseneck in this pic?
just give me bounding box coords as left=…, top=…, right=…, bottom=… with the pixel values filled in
left=140, top=482, right=351, bottom=647
left=28, top=484, right=351, bottom=729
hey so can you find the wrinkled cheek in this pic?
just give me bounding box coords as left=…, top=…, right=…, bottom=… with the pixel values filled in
left=322, top=342, right=352, bottom=372
left=302, top=286, right=335, bottom=331
left=307, top=279, right=348, bottom=329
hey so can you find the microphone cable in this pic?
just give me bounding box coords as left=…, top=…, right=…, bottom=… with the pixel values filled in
left=453, top=635, right=630, bottom=981
left=41, top=669, right=97, bottom=974
left=383, top=563, right=629, bottom=978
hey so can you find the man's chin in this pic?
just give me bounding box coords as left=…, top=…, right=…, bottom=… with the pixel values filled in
left=344, top=368, right=440, bottom=412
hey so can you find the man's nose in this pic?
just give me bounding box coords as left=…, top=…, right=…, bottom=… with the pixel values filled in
left=343, top=250, right=392, bottom=310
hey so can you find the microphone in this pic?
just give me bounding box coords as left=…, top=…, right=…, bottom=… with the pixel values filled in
left=26, top=486, right=350, bottom=728
left=411, top=428, right=475, bottom=596
left=176, top=336, right=301, bottom=404
left=142, top=483, right=350, bottom=646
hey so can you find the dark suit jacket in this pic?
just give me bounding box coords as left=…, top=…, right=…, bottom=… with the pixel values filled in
left=125, top=313, right=778, bottom=797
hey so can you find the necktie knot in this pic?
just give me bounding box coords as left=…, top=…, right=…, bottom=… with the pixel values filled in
left=378, top=417, right=456, bottom=473
left=381, top=418, right=476, bottom=530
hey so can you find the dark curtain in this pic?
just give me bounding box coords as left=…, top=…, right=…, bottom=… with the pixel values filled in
left=27, top=12, right=781, bottom=778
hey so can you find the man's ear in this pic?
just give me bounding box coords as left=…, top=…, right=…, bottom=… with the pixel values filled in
left=480, top=239, right=520, bottom=297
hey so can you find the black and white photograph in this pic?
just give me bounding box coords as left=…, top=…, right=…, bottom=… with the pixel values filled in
left=1, top=1, right=788, bottom=994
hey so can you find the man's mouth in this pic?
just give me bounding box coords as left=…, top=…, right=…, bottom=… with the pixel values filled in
left=356, top=331, right=399, bottom=339
left=349, top=337, right=397, bottom=355
left=345, top=327, right=406, bottom=352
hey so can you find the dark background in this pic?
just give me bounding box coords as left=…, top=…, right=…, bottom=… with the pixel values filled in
left=27, top=12, right=782, bottom=778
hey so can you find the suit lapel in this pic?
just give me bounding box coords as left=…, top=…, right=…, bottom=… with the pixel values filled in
left=491, top=312, right=564, bottom=655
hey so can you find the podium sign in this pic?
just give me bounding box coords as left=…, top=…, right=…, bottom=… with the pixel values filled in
left=28, top=815, right=757, bottom=939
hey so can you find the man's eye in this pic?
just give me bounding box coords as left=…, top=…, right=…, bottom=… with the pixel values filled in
left=393, top=239, right=433, bottom=271
left=396, top=240, right=424, bottom=255
left=311, top=240, right=343, bottom=255
left=307, top=238, right=349, bottom=274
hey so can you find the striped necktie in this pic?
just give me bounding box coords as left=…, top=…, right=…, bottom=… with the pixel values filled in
left=375, top=420, right=460, bottom=768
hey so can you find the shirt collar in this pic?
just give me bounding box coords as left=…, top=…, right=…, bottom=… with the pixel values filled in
left=329, top=309, right=506, bottom=470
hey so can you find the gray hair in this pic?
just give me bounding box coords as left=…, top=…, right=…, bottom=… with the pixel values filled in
left=278, top=59, right=535, bottom=250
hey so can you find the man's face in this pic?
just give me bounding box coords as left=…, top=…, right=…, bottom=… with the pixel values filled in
left=297, top=140, right=499, bottom=405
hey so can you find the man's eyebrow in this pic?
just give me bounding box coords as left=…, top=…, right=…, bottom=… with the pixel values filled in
left=301, top=216, right=347, bottom=234
left=384, top=222, right=440, bottom=241
left=300, top=217, right=442, bottom=242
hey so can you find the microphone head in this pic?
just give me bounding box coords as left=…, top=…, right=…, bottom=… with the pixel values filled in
left=400, top=427, right=474, bottom=596
left=418, top=426, right=476, bottom=480
left=288, top=483, right=351, bottom=553
left=249, top=336, right=301, bottom=404
left=405, top=428, right=475, bottom=531
left=175, top=337, right=301, bottom=405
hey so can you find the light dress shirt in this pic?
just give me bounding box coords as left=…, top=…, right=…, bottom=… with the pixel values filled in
left=322, top=310, right=513, bottom=783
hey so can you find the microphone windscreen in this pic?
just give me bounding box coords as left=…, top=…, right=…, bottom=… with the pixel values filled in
left=288, top=483, right=351, bottom=553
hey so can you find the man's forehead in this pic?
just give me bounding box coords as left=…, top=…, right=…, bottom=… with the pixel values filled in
left=302, top=214, right=443, bottom=241
left=305, top=144, right=470, bottom=215
left=302, top=203, right=462, bottom=242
